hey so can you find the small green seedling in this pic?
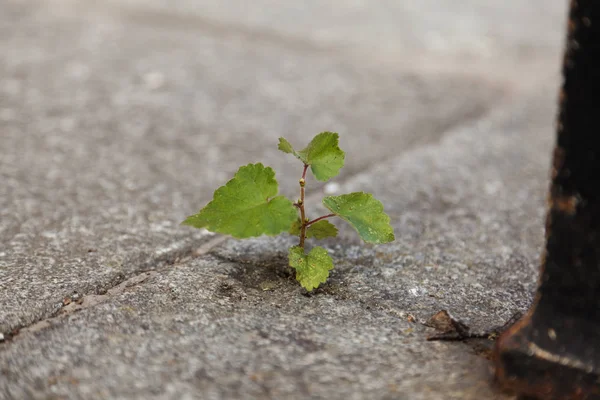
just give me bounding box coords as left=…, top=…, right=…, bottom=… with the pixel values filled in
left=182, top=132, right=395, bottom=291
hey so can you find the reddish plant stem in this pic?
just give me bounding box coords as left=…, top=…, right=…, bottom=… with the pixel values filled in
left=306, top=214, right=336, bottom=227
left=299, top=164, right=309, bottom=249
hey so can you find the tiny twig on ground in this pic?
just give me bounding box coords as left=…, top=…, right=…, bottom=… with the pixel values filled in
left=426, top=310, right=524, bottom=341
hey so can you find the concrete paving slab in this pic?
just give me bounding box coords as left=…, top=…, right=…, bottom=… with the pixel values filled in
left=0, top=1, right=503, bottom=335
left=108, top=0, right=566, bottom=60
left=0, top=0, right=567, bottom=398
left=0, top=80, right=556, bottom=399
left=1, top=254, right=504, bottom=400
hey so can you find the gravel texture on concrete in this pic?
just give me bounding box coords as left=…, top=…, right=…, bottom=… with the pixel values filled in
left=0, top=0, right=566, bottom=398
left=0, top=1, right=502, bottom=336
left=108, top=0, right=566, bottom=59
left=1, top=84, right=556, bottom=399
left=0, top=255, right=505, bottom=400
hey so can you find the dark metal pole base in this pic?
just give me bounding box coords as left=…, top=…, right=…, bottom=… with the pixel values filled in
left=495, top=311, right=600, bottom=399
left=493, top=1, right=600, bottom=398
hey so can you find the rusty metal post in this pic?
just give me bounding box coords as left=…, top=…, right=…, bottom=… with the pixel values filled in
left=493, top=1, right=600, bottom=399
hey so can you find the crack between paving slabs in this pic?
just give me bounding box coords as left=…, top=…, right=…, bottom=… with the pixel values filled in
left=61, top=0, right=343, bottom=56
left=0, top=235, right=229, bottom=345
left=0, top=79, right=507, bottom=347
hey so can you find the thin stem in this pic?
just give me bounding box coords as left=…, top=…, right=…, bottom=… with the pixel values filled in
left=306, top=214, right=336, bottom=227
left=298, top=164, right=309, bottom=249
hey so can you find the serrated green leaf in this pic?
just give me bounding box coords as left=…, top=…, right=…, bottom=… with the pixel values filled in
left=288, top=219, right=338, bottom=239
left=297, top=132, right=345, bottom=181
left=288, top=246, right=334, bottom=291
left=306, top=220, right=338, bottom=239
left=182, top=163, right=297, bottom=238
left=277, top=133, right=345, bottom=181
left=322, top=192, right=395, bottom=244
left=278, top=137, right=297, bottom=155
left=289, top=218, right=302, bottom=236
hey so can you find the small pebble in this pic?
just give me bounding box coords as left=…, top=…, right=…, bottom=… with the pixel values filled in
left=143, top=71, right=165, bottom=90
left=324, top=182, right=340, bottom=194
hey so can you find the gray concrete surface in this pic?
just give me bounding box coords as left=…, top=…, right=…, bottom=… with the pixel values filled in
left=0, top=0, right=566, bottom=399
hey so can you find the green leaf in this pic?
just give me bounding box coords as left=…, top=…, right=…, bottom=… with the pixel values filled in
left=288, top=219, right=338, bottom=239
left=306, top=220, right=338, bottom=239
left=182, top=163, right=297, bottom=238
left=288, top=246, right=334, bottom=291
left=278, top=132, right=345, bottom=181
left=277, top=137, right=297, bottom=155
left=322, top=192, right=395, bottom=244
left=289, top=218, right=302, bottom=236
left=298, top=132, right=345, bottom=181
